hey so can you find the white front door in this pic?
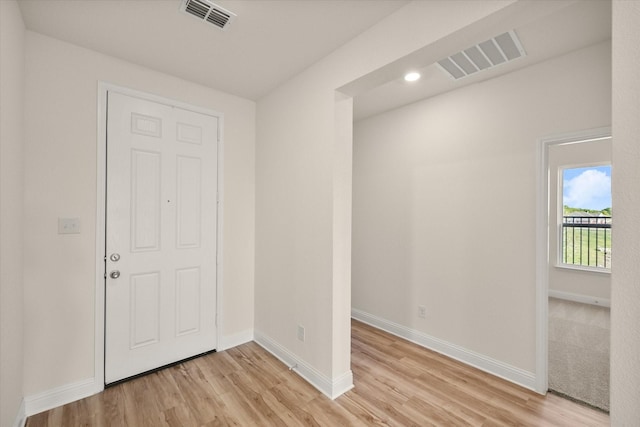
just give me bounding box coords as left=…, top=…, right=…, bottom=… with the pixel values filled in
left=105, top=92, right=219, bottom=384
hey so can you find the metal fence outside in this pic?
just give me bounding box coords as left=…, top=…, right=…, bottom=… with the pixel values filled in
left=562, top=216, right=611, bottom=269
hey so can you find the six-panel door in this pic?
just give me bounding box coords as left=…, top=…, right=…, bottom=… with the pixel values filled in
left=105, top=92, right=218, bottom=384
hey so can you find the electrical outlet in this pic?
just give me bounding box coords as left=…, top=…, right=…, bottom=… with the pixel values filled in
left=418, top=305, right=427, bottom=319
left=297, top=325, right=305, bottom=342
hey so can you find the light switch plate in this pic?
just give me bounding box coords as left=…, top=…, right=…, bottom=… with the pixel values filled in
left=58, top=217, right=81, bottom=234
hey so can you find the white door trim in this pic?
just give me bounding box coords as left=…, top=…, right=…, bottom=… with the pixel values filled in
left=95, top=82, right=224, bottom=390
left=535, top=126, right=611, bottom=394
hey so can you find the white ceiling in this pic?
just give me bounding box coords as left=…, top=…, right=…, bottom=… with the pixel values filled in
left=353, top=0, right=611, bottom=121
left=17, top=0, right=409, bottom=100
left=17, top=0, right=611, bottom=119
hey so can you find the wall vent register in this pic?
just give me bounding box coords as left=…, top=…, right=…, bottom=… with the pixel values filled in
left=438, top=30, right=526, bottom=80
left=180, top=0, right=236, bottom=30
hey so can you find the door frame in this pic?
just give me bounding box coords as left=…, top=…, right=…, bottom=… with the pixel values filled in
left=535, top=126, right=611, bottom=394
left=95, top=82, right=224, bottom=389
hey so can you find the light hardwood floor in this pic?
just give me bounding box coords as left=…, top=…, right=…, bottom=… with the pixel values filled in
left=27, top=320, right=609, bottom=426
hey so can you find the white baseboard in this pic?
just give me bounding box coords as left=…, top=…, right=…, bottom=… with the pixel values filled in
left=351, top=308, right=536, bottom=391
left=21, top=330, right=253, bottom=419
left=219, top=329, right=254, bottom=350
left=548, top=290, right=610, bottom=308
left=13, top=398, right=26, bottom=427
left=254, top=330, right=353, bottom=400
left=24, top=377, right=99, bottom=417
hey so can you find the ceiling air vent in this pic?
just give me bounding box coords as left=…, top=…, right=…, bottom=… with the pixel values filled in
left=180, top=0, right=236, bottom=31
left=438, top=30, right=525, bottom=80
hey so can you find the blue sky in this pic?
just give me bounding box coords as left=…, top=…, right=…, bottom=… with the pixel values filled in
left=563, top=165, right=611, bottom=210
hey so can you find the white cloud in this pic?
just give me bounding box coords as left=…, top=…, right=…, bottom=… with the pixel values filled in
left=563, top=169, right=611, bottom=210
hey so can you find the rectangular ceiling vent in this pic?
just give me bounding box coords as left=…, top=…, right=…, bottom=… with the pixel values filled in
left=180, top=0, right=236, bottom=31
left=438, top=30, right=525, bottom=80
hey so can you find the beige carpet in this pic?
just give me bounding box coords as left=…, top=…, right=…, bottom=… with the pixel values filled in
left=548, top=297, right=610, bottom=411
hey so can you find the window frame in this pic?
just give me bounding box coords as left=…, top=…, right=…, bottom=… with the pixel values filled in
left=556, top=163, right=612, bottom=273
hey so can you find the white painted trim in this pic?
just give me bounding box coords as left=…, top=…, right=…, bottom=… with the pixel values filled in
left=351, top=309, right=536, bottom=391
left=216, top=114, right=225, bottom=356
left=535, top=131, right=550, bottom=394
left=331, top=370, right=355, bottom=399
left=219, top=329, right=254, bottom=350
left=24, top=378, right=97, bottom=417
left=553, top=263, right=611, bottom=275
left=12, top=399, right=26, bottom=427
left=95, top=82, right=224, bottom=389
left=538, top=128, right=612, bottom=147
left=254, top=330, right=354, bottom=400
left=549, top=290, right=610, bottom=308
left=535, top=126, right=612, bottom=394
left=95, top=81, right=108, bottom=395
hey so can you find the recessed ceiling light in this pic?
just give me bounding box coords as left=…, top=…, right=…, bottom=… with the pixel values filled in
left=404, top=72, right=421, bottom=82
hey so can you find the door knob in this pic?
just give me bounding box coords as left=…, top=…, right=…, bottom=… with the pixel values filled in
left=110, top=253, right=120, bottom=262
left=110, top=270, right=121, bottom=279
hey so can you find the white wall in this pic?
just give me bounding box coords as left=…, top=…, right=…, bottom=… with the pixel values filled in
left=352, top=42, right=611, bottom=374
left=23, top=31, right=256, bottom=397
left=7, top=1, right=639, bottom=423
left=611, top=1, right=640, bottom=424
left=0, top=1, right=26, bottom=425
left=255, top=0, right=514, bottom=395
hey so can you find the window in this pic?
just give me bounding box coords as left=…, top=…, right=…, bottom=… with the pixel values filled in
left=561, top=165, right=612, bottom=269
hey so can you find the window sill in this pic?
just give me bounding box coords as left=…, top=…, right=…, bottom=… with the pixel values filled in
left=554, top=263, right=611, bottom=275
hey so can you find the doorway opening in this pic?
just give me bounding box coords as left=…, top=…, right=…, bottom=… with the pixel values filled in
left=540, top=129, right=611, bottom=412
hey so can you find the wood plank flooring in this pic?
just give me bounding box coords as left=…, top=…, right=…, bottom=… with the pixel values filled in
left=27, top=320, right=609, bottom=426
